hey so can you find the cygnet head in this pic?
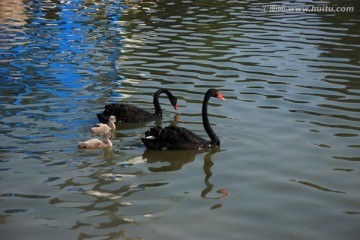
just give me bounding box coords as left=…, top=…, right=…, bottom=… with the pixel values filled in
left=109, top=115, right=116, bottom=122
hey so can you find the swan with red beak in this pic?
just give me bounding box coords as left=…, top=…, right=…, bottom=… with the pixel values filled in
left=96, top=89, right=179, bottom=123
left=141, top=89, right=225, bottom=150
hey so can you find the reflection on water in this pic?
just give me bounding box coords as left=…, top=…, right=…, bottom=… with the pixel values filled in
left=0, top=0, right=27, bottom=34
left=1, top=0, right=360, bottom=239
left=290, top=179, right=346, bottom=194
left=201, top=150, right=228, bottom=201
left=143, top=149, right=199, bottom=172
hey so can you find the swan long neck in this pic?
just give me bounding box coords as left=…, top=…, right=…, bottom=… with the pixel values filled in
left=108, top=119, right=116, bottom=130
left=104, top=134, right=112, bottom=147
left=202, top=92, right=220, bottom=146
left=153, top=89, right=173, bottom=117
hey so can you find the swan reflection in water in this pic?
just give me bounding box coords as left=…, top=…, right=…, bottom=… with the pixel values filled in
left=141, top=148, right=228, bottom=203
left=201, top=150, right=229, bottom=203
left=142, top=149, right=201, bottom=172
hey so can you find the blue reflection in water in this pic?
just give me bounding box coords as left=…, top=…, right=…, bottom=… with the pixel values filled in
left=2, top=0, right=125, bottom=105
left=1, top=0, right=126, bottom=146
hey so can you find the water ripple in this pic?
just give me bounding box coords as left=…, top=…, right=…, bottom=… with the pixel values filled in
left=1, top=0, right=360, bottom=239
left=0, top=192, right=50, bottom=199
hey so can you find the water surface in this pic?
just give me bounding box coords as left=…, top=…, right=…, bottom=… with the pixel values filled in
left=1, top=0, right=360, bottom=239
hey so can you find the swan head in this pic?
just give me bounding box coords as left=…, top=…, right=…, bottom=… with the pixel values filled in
left=109, top=115, right=116, bottom=122
left=170, top=96, right=179, bottom=110
left=208, top=89, right=225, bottom=101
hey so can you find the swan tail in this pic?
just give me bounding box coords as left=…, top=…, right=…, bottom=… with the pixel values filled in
left=96, top=113, right=109, bottom=123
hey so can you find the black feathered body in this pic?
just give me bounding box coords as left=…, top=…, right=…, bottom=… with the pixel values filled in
left=96, top=89, right=178, bottom=123
left=141, top=126, right=212, bottom=150
left=141, top=88, right=224, bottom=150
left=97, top=103, right=158, bottom=123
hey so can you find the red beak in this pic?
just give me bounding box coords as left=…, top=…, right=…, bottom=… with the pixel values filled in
left=174, top=103, right=179, bottom=110
left=217, top=92, right=225, bottom=100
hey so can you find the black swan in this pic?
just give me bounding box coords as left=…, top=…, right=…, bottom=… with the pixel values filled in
left=97, top=89, right=179, bottom=123
left=141, top=88, right=225, bottom=150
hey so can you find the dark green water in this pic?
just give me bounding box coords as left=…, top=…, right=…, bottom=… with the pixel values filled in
left=1, top=0, right=359, bottom=239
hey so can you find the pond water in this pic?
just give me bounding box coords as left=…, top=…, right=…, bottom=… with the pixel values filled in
left=1, top=0, right=360, bottom=239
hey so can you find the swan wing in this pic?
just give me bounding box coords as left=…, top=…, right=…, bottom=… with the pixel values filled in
left=103, top=103, right=157, bottom=122
left=142, top=126, right=207, bottom=150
